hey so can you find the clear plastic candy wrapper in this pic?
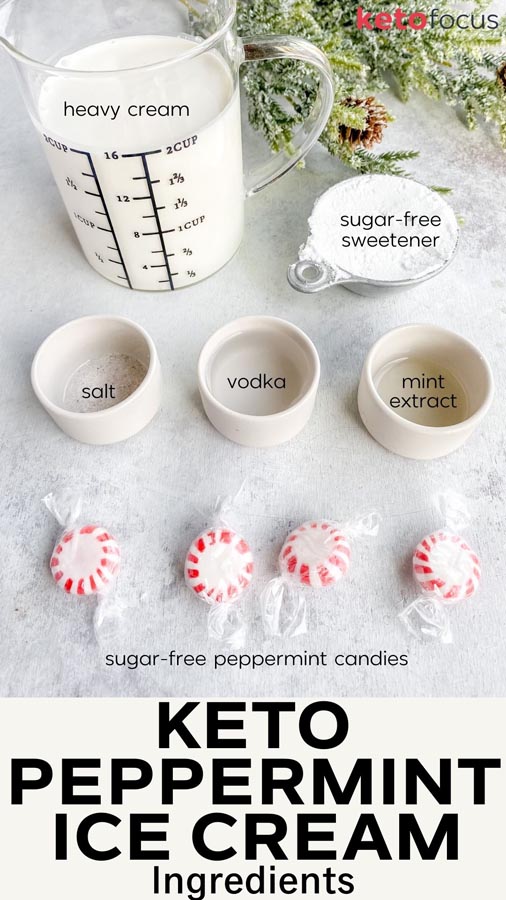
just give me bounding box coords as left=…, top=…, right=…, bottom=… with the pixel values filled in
left=399, top=492, right=481, bottom=644
left=260, top=512, right=380, bottom=638
left=184, top=499, right=254, bottom=649
left=43, top=490, right=125, bottom=638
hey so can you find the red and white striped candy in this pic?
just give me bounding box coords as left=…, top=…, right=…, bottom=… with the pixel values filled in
left=279, top=521, right=351, bottom=587
left=185, top=527, right=254, bottom=604
left=413, top=530, right=481, bottom=601
left=50, top=525, right=121, bottom=596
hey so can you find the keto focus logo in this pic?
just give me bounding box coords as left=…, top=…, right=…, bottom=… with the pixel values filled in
left=356, top=6, right=500, bottom=30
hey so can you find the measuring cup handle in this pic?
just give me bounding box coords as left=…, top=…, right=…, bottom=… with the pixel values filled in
left=240, top=35, right=334, bottom=197
left=288, top=259, right=332, bottom=293
left=287, top=259, right=353, bottom=293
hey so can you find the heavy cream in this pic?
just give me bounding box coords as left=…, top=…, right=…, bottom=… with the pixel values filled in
left=37, top=35, right=244, bottom=290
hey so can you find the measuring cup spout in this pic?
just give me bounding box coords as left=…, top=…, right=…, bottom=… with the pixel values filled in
left=0, top=2, right=15, bottom=52
left=0, top=0, right=38, bottom=63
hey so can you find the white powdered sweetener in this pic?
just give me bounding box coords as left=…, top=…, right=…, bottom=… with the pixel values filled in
left=302, top=174, right=459, bottom=283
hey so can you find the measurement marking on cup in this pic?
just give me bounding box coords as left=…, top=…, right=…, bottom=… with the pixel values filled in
left=139, top=159, right=173, bottom=291
left=122, top=149, right=175, bottom=290
left=123, top=149, right=161, bottom=158
left=142, top=229, right=175, bottom=235
left=71, top=148, right=132, bottom=288
left=132, top=176, right=161, bottom=184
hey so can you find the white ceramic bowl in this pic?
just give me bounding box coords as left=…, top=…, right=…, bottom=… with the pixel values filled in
left=198, top=316, right=320, bottom=447
left=357, top=324, right=494, bottom=459
left=32, top=315, right=162, bottom=444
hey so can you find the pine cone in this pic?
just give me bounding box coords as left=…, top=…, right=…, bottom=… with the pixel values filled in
left=497, top=61, right=506, bottom=92
left=338, top=96, right=389, bottom=150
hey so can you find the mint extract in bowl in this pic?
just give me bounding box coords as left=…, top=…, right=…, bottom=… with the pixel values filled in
left=357, top=324, right=493, bottom=459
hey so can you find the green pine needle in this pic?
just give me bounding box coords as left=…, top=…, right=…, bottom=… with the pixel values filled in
left=238, top=0, right=506, bottom=175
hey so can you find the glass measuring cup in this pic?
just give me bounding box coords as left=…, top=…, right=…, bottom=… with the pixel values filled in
left=0, top=0, right=334, bottom=291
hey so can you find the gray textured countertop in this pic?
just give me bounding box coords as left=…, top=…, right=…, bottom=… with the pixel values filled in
left=1, top=49, right=505, bottom=698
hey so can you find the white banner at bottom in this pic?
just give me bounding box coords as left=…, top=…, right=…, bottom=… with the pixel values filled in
left=0, top=698, right=503, bottom=899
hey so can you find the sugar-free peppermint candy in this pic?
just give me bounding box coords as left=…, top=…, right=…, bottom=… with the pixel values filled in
left=50, top=525, right=121, bottom=596
left=279, top=521, right=351, bottom=587
left=413, top=529, right=481, bottom=601
left=185, top=527, right=254, bottom=604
